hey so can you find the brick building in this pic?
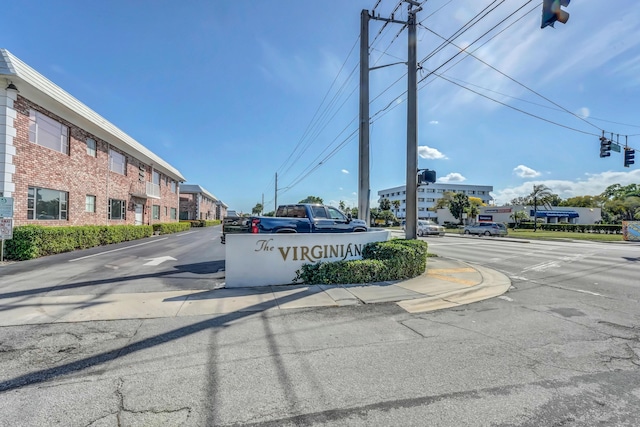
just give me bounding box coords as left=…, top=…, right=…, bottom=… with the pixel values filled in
left=0, top=49, right=185, bottom=227
left=179, top=184, right=227, bottom=220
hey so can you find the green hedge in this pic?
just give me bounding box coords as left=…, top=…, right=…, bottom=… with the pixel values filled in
left=181, top=220, right=221, bottom=227
left=295, top=239, right=428, bottom=285
left=5, top=225, right=154, bottom=261
left=153, top=222, right=192, bottom=234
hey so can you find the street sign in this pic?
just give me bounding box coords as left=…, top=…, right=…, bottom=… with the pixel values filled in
left=0, top=218, right=13, bottom=240
left=0, top=197, right=13, bottom=218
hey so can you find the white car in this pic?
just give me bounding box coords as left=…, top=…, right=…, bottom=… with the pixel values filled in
left=403, top=220, right=445, bottom=237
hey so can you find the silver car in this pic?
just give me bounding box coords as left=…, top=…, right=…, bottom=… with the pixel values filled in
left=404, top=220, right=445, bottom=237
left=463, top=222, right=508, bottom=237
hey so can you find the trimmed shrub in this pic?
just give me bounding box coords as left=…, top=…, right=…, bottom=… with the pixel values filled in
left=296, top=239, right=428, bottom=285
left=153, top=222, right=192, bottom=234
left=181, top=220, right=220, bottom=228
left=4, top=225, right=153, bottom=261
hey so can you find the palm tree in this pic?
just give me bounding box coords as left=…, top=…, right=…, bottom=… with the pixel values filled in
left=527, top=184, right=554, bottom=232
left=392, top=200, right=401, bottom=219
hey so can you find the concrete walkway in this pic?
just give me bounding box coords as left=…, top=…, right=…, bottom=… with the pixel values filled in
left=0, top=257, right=511, bottom=326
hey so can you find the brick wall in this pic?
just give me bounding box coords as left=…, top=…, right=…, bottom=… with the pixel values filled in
left=11, top=96, right=180, bottom=226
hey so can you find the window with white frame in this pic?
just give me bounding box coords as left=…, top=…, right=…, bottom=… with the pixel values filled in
left=152, top=171, right=160, bottom=185
left=86, top=195, right=96, bottom=212
left=86, top=138, right=96, bottom=157
left=170, top=207, right=177, bottom=220
left=152, top=205, right=160, bottom=220
left=108, top=199, right=126, bottom=220
left=28, top=187, right=68, bottom=220
left=28, top=110, right=69, bottom=154
left=170, top=180, right=176, bottom=193
left=109, top=149, right=126, bottom=175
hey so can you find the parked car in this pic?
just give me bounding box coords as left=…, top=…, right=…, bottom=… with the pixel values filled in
left=402, top=220, right=445, bottom=237
left=463, top=222, right=508, bottom=237
left=221, top=203, right=367, bottom=243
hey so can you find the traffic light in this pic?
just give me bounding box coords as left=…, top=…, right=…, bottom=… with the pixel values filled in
left=599, top=137, right=612, bottom=158
left=541, top=0, right=570, bottom=29
left=624, top=148, right=635, bottom=167
left=418, top=169, right=436, bottom=184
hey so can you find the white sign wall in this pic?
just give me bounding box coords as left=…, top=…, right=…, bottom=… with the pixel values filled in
left=225, top=230, right=390, bottom=287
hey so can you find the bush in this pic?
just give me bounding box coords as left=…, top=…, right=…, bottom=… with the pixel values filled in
left=181, top=220, right=220, bottom=228
left=295, top=239, right=428, bottom=285
left=153, top=222, right=192, bottom=234
left=5, top=224, right=153, bottom=261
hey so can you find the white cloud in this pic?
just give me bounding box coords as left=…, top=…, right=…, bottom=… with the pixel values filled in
left=492, top=169, right=640, bottom=205
left=513, top=165, right=541, bottom=178
left=438, top=173, right=466, bottom=183
left=429, top=120, right=439, bottom=125
left=418, top=145, right=447, bottom=160
left=341, top=169, right=349, bottom=174
left=576, top=107, right=590, bottom=119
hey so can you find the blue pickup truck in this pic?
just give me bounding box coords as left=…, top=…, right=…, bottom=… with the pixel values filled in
left=221, top=204, right=367, bottom=243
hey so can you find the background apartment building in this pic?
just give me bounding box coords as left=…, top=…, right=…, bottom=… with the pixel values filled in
left=0, top=49, right=185, bottom=227
left=378, top=183, right=494, bottom=220
left=179, top=184, right=227, bottom=220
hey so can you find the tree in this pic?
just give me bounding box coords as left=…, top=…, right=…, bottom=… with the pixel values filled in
left=449, top=193, right=470, bottom=225
left=510, top=210, right=528, bottom=229
left=251, top=203, right=263, bottom=215
left=435, top=191, right=454, bottom=210
left=392, top=200, right=401, bottom=218
left=559, top=195, right=601, bottom=208
left=527, top=184, right=554, bottom=232
left=299, top=195, right=323, bottom=204
left=378, top=210, right=395, bottom=226
left=465, top=197, right=484, bottom=222
left=379, top=198, right=391, bottom=211
left=508, top=196, right=529, bottom=206
left=338, top=200, right=346, bottom=212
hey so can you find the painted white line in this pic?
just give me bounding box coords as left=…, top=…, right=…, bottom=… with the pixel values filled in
left=498, top=296, right=513, bottom=302
left=144, top=256, right=177, bottom=266
left=69, top=238, right=169, bottom=262
left=574, top=289, right=602, bottom=296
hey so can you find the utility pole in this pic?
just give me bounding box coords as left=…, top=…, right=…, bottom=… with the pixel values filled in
left=358, top=9, right=370, bottom=226
left=359, top=2, right=421, bottom=238
left=405, top=2, right=419, bottom=240
left=274, top=173, right=278, bottom=213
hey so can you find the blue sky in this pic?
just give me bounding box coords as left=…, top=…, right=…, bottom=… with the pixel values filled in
left=3, top=0, right=640, bottom=213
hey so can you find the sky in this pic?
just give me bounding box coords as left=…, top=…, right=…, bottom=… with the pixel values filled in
left=3, top=0, right=640, bottom=213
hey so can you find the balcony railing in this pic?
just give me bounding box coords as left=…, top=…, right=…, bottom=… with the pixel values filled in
left=129, top=181, right=160, bottom=199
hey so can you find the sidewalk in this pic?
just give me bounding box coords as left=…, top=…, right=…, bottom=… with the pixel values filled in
left=0, top=257, right=511, bottom=326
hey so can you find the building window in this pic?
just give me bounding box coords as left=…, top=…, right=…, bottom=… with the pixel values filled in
left=418, top=198, right=425, bottom=202
left=28, top=110, right=69, bottom=154
left=86, top=138, right=96, bottom=156
left=170, top=180, right=176, bottom=193
left=28, top=187, right=68, bottom=220
left=108, top=199, right=126, bottom=220
left=170, top=207, right=177, bottom=220
left=427, top=198, right=435, bottom=202
left=427, top=188, right=435, bottom=193
left=165, top=206, right=168, bottom=217
left=152, top=171, right=160, bottom=186
left=152, top=205, right=160, bottom=220
left=86, top=195, right=96, bottom=213
left=109, top=149, right=126, bottom=175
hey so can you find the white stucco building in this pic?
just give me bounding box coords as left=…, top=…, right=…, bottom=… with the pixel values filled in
left=437, top=205, right=602, bottom=225
left=378, top=183, right=494, bottom=220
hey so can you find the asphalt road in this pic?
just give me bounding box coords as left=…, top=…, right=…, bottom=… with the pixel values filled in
left=0, top=229, right=639, bottom=426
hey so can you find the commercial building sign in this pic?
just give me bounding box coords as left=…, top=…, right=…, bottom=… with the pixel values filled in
left=478, top=215, right=493, bottom=222
left=0, top=197, right=13, bottom=218
left=484, top=208, right=511, bottom=214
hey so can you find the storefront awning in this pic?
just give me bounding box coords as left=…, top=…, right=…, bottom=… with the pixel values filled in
left=530, top=210, right=579, bottom=218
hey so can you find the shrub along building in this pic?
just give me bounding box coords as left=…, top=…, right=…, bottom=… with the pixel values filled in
left=0, top=49, right=185, bottom=227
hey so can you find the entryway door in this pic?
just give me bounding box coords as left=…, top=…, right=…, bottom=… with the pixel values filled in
left=135, top=204, right=143, bottom=225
